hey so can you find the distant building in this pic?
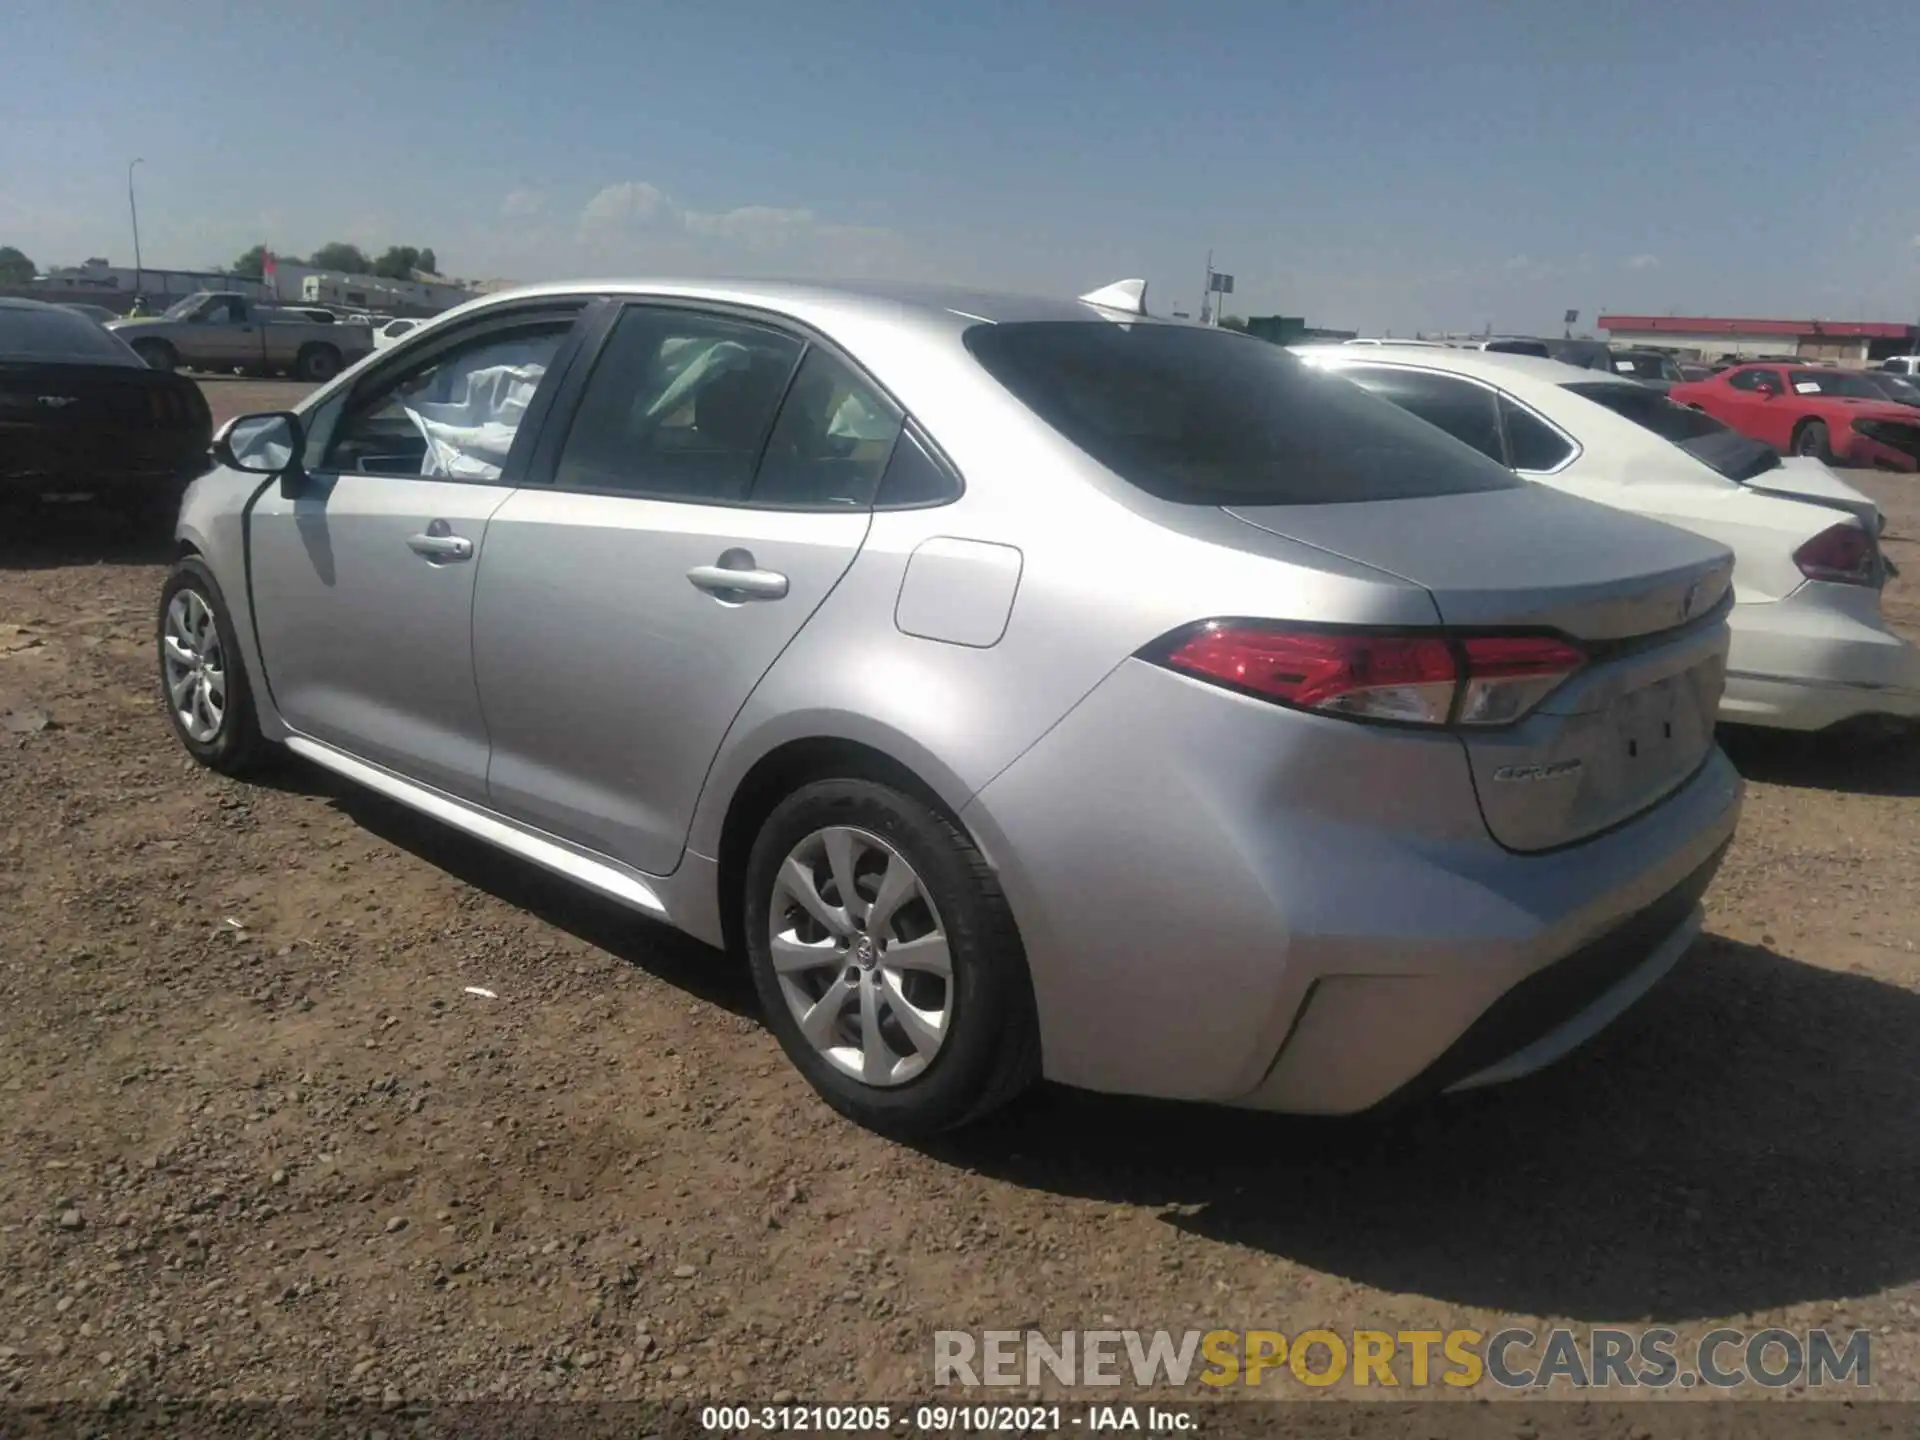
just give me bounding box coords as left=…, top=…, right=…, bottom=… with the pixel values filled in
left=1244, top=315, right=1358, bottom=345
left=1599, top=314, right=1918, bottom=368
left=7, top=256, right=484, bottom=318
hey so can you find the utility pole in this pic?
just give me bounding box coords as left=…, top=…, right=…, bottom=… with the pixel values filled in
left=127, top=158, right=145, bottom=299
left=1201, top=250, right=1214, bottom=326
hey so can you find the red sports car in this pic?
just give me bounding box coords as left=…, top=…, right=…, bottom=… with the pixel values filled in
left=1667, top=362, right=1920, bottom=472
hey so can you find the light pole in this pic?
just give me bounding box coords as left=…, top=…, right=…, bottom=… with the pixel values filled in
left=127, top=158, right=145, bottom=301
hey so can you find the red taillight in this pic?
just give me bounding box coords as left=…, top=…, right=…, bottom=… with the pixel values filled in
left=1152, top=623, right=1584, bottom=728
left=1793, top=522, right=1877, bottom=587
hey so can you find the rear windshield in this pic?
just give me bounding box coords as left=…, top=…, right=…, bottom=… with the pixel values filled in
left=1566, top=380, right=1781, bottom=483
left=964, top=321, right=1524, bottom=505
left=0, top=305, right=141, bottom=364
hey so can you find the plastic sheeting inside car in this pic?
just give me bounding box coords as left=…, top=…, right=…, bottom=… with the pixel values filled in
left=400, top=335, right=562, bottom=482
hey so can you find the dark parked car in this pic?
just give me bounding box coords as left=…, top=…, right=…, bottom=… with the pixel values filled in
left=1859, top=370, right=1920, bottom=410
left=0, top=297, right=211, bottom=520
left=1607, top=350, right=1684, bottom=392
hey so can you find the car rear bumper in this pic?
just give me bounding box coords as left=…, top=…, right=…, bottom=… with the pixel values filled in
left=962, top=658, right=1743, bottom=1113
left=1, top=465, right=204, bottom=506
left=1720, top=587, right=1920, bottom=730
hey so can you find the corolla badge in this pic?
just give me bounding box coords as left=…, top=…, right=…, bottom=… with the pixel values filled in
left=1491, top=759, right=1583, bottom=783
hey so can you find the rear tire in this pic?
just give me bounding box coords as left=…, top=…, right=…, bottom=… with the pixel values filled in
left=133, top=340, right=178, bottom=372
left=294, top=344, right=342, bottom=382
left=156, top=559, right=270, bottom=776
left=742, top=779, right=1040, bottom=1137
left=1793, top=419, right=1832, bottom=462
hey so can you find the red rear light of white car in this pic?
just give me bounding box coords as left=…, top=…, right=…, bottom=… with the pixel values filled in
left=1793, top=522, right=1877, bottom=587
left=1147, top=622, right=1585, bottom=728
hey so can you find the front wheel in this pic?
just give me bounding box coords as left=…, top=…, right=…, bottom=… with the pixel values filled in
left=1794, top=419, right=1832, bottom=462
left=743, top=779, right=1040, bottom=1137
left=156, top=559, right=269, bottom=775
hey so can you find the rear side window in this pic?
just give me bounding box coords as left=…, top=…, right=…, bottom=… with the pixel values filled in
left=750, top=347, right=903, bottom=508
left=964, top=322, right=1522, bottom=505
left=875, top=426, right=960, bottom=507
left=1727, top=369, right=1783, bottom=393
left=555, top=308, right=803, bottom=502
left=1500, top=397, right=1575, bottom=471
left=1338, top=365, right=1503, bottom=461
left=0, top=305, right=140, bottom=363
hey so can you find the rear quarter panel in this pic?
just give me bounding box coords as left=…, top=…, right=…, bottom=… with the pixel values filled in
left=683, top=323, right=1443, bottom=860
left=1504, top=378, right=1830, bottom=604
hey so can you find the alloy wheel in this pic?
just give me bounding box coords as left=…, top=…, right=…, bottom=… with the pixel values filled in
left=161, top=588, right=227, bottom=743
left=768, top=825, right=952, bottom=1086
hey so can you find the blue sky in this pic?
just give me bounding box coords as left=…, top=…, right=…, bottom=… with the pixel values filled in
left=4, top=0, right=1918, bottom=334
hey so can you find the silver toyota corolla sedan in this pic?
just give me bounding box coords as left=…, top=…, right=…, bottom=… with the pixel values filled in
left=158, top=277, right=1743, bottom=1137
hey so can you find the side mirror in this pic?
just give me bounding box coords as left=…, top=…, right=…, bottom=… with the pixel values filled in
left=1758, top=386, right=1780, bottom=400
left=212, top=411, right=306, bottom=493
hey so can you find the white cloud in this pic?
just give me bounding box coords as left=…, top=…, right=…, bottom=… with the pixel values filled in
left=575, top=180, right=916, bottom=278
left=501, top=189, right=545, bottom=219
left=1500, top=254, right=1558, bottom=284
left=1625, top=253, right=1661, bottom=271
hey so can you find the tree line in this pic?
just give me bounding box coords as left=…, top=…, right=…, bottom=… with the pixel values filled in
left=229, top=243, right=439, bottom=282
left=0, top=243, right=441, bottom=287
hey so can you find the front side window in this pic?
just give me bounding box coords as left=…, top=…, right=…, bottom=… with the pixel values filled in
left=966, top=323, right=1523, bottom=505
left=1338, top=365, right=1504, bottom=462
left=554, top=308, right=803, bottom=502
left=1727, top=368, right=1783, bottom=393
left=320, top=320, right=573, bottom=480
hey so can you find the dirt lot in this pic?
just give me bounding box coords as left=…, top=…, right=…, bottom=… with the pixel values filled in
left=0, top=377, right=1916, bottom=1409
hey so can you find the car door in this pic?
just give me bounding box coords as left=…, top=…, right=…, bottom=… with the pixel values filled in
left=1717, top=368, right=1789, bottom=445
left=247, top=300, right=591, bottom=801
left=174, top=299, right=234, bottom=369
left=472, top=302, right=904, bottom=874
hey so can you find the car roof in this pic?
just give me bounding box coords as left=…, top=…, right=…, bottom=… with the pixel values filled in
left=1295, top=342, right=1616, bottom=389
left=0, top=296, right=69, bottom=314
left=454, top=278, right=1185, bottom=336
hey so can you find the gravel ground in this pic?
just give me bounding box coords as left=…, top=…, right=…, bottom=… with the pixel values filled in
left=0, top=382, right=1916, bottom=1410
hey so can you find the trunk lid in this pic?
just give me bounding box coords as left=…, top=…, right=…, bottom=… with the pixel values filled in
left=1746, top=456, right=1882, bottom=530
left=0, top=362, right=211, bottom=473
left=1225, top=485, right=1734, bottom=852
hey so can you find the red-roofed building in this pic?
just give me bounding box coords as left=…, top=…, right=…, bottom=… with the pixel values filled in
left=1598, top=314, right=1917, bottom=368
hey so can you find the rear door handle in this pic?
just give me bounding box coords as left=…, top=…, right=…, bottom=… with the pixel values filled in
left=687, top=563, right=788, bottom=601
left=407, top=529, right=473, bottom=561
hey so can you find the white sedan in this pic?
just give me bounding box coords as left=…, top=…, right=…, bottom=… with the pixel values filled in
left=373, top=317, right=427, bottom=350
left=1299, top=345, right=1917, bottom=735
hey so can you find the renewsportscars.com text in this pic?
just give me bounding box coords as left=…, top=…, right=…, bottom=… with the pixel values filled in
left=933, top=1327, right=1872, bottom=1391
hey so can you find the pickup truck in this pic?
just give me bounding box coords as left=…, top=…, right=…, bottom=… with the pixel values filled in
left=108, top=291, right=374, bottom=382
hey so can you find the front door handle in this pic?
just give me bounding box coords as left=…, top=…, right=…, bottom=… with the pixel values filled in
left=407, top=526, right=473, bottom=561
left=687, top=557, right=788, bottom=601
